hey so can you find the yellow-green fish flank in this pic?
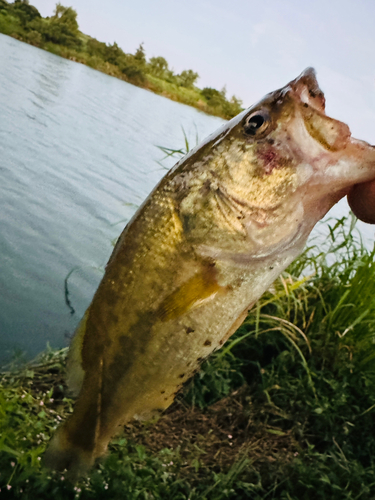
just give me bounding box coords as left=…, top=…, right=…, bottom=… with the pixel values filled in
left=45, top=68, right=375, bottom=476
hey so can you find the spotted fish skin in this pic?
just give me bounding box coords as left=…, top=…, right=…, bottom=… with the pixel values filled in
left=45, top=68, right=375, bottom=475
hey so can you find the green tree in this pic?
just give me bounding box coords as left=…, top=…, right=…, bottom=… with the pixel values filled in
left=201, top=87, right=226, bottom=108
left=177, top=69, right=199, bottom=88
left=8, top=0, right=41, bottom=26
left=148, top=56, right=169, bottom=79
left=121, top=63, right=145, bottom=85
left=37, top=3, right=81, bottom=48
left=225, top=95, right=243, bottom=118
left=86, top=37, right=107, bottom=58
left=104, top=41, right=125, bottom=65
left=201, top=86, right=243, bottom=118
left=148, top=56, right=177, bottom=83
left=52, top=2, right=79, bottom=33
left=134, top=42, right=146, bottom=67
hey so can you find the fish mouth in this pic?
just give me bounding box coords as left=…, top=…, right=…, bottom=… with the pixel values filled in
left=285, top=68, right=352, bottom=152
left=289, top=67, right=326, bottom=114
left=289, top=69, right=375, bottom=206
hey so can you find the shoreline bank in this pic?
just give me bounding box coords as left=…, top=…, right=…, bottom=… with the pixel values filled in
left=0, top=0, right=243, bottom=120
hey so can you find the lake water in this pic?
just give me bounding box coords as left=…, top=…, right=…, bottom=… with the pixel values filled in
left=0, top=34, right=374, bottom=364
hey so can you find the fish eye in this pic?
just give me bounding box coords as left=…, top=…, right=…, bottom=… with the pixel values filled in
left=244, top=110, right=270, bottom=136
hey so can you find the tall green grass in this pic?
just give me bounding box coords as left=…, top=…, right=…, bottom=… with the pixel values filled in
left=186, top=215, right=375, bottom=408
left=1, top=216, right=375, bottom=498
left=2, top=130, right=375, bottom=497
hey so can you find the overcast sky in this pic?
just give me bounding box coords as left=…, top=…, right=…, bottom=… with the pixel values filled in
left=30, top=0, right=375, bottom=143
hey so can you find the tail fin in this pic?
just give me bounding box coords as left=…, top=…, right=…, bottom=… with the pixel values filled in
left=45, top=309, right=106, bottom=478
left=44, top=424, right=95, bottom=479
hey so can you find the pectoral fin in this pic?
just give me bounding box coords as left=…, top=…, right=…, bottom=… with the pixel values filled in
left=157, top=264, right=227, bottom=322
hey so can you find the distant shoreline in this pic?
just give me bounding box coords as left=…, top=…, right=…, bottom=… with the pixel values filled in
left=0, top=1, right=243, bottom=120
left=6, top=31, right=223, bottom=117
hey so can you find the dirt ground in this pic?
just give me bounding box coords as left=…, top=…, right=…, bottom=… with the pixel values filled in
left=7, top=357, right=298, bottom=484
left=122, top=386, right=298, bottom=480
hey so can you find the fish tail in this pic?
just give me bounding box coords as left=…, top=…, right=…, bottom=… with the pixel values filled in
left=44, top=423, right=96, bottom=479
left=44, top=356, right=105, bottom=478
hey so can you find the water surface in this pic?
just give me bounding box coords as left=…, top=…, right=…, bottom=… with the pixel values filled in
left=0, top=34, right=224, bottom=362
left=0, top=34, right=374, bottom=363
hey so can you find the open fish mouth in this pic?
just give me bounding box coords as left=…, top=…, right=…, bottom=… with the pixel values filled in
left=289, top=67, right=326, bottom=113
left=281, top=68, right=352, bottom=154
left=289, top=69, right=375, bottom=223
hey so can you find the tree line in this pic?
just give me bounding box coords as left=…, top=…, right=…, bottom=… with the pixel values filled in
left=0, top=0, right=244, bottom=119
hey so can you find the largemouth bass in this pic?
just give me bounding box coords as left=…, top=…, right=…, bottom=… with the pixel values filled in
left=45, top=68, right=375, bottom=475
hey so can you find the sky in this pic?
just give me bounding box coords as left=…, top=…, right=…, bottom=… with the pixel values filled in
left=30, top=0, right=375, bottom=143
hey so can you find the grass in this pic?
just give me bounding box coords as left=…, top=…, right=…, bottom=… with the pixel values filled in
left=1, top=216, right=375, bottom=498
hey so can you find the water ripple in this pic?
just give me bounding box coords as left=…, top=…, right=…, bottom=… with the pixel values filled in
left=0, top=34, right=224, bottom=362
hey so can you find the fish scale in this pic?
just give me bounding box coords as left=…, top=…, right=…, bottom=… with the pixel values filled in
left=45, top=68, right=375, bottom=476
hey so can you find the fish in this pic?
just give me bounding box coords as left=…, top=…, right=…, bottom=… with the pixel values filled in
left=45, top=68, right=375, bottom=476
